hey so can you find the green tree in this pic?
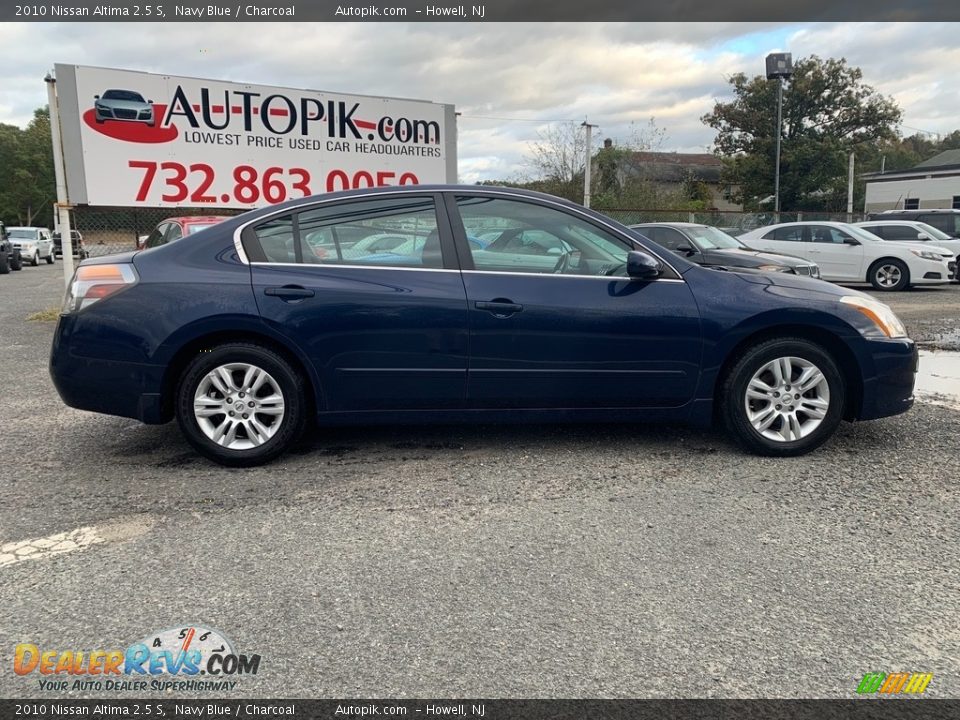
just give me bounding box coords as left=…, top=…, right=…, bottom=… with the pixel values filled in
left=702, top=56, right=902, bottom=211
left=0, top=107, right=55, bottom=227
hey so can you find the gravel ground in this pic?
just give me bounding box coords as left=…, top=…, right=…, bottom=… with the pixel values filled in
left=1, top=264, right=958, bottom=699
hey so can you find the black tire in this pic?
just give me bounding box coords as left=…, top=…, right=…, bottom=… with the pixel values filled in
left=0, top=252, right=9, bottom=274
left=10, top=252, right=22, bottom=271
left=868, top=258, right=910, bottom=291
left=30, top=251, right=39, bottom=267
left=46, top=252, right=55, bottom=265
left=175, top=343, right=308, bottom=467
left=722, top=337, right=845, bottom=457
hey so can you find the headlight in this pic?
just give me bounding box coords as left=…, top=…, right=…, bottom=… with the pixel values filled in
left=840, top=296, right=907, bottom=339
left=756, top=264, right=791, bottom=273
left=910, top=248, right=944, bottom=261
left=62, top=263, right=138, bottom=313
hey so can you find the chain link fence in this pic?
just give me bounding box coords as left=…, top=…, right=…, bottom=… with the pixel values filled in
left=63, top=205, right=868, bottom=257
left=68, top=206, right=242, bottom=257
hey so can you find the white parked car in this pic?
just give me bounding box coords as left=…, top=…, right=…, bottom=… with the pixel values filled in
left=738, top=221, right=952, bottom=291
left=856, top=220, right=960, bottom=281
left=7, top=227, right=55, bottom=266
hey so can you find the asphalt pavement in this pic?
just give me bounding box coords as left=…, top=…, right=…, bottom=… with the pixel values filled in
left=1, top=263, right=958, bottom=699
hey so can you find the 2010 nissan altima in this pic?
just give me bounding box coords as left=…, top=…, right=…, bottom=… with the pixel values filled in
left=50, top=186, right=917, bottom=466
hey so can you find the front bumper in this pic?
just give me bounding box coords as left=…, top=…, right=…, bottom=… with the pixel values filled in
left=911, top=257, right=952, bottom=284
left=855, top=337, right=917, bottom=421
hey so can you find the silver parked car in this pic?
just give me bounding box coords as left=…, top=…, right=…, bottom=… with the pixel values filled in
left=94, top=89, right=155, bottom=125
left=7, top=227, right=55, bottom=266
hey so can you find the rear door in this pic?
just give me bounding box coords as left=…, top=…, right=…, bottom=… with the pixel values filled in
left=449, top=194, right=702, bottom=409
left=750, top=225, right=810, bottom=258
left=246, top=193, right=469, bottom=412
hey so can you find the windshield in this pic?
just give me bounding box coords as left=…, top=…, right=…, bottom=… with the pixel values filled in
left=845, top=225, right=883, bottom=243
left=686, top=226, right=743, bottom=250
left=185, top=222, right=219, bottom=236
left=102, top=89, right=145, bottom=102
left=9, top=229, right=38, bottom=239
left=914, top=222, right=953, bottom=241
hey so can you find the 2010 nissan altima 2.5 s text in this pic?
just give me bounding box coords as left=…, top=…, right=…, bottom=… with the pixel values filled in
left=49, top=186, right=917, bottom=466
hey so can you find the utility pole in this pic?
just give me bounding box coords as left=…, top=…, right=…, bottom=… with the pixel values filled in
left=581, top=121, right=598, bottom=208
left=846, top=151, right=855, bottom=223
left=45, top=71, right=75, bottom=287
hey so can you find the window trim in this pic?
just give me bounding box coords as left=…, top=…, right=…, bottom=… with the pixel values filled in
left=232, top=187, right=684, bottom=280
left=242, top=192, right=456, bottom=270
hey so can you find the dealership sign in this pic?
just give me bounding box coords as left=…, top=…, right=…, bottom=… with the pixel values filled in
left=54, top=64, right=457, bottom=208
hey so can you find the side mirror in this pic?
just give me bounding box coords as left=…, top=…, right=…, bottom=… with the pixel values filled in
left=676, top=245, right=697, bottom=256
left=147, top=99, right=154, bottom=104
left=917, top=232, right=929, bottom=240
left=94, top=95, right=100, bottom=100
left=843, top=237, right=860, bottom=246
left=626, top=250, right=662, bottom=280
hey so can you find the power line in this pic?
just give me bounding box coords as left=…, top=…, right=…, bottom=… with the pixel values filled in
left=458, top=114, right=582, bottom=123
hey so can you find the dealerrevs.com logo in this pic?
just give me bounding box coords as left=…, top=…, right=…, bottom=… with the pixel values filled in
left=856, top=672, right=933, bottom=695
left=14, top=625, right=261, bottom=692
left=85, top=83, right=443, bottom=148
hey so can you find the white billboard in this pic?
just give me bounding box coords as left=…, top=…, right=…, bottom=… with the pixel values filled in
left=54, top=64, right=457, bottom=209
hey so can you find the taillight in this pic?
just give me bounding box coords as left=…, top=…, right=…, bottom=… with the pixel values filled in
left=62, top=263, right=138, bottom=314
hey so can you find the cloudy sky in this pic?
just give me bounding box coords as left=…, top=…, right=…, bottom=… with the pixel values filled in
left=0, top=21, right=957, bottom=182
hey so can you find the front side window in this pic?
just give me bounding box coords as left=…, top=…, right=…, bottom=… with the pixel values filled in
left=456, top=196, right=631, bottom=276
left=253, top=196, right=442, bottom=269
left=879, top=225, right=918, bottom=241
left=809, top=226, right=852, bottom=244
left=645, top=227, right=691, bottom=253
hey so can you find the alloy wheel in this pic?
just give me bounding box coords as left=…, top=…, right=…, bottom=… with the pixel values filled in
left=743, top=356, right=830, bottom=443
left=875, top=264, right=902, bottom=288
left=193, top=362, right=286, bottom=450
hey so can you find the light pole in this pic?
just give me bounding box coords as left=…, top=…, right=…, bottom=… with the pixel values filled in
left=765, top=53, right=793, bottom=221
left=581, top=120, right=598, bottom=208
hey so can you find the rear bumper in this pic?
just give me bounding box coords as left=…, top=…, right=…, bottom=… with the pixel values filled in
left=856, top=338, right=917, bottom=421
left=49, top=316, right=168, bottom=424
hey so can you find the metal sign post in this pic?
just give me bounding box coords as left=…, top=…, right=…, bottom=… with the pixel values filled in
left=45, top=72, right=75, bottom=288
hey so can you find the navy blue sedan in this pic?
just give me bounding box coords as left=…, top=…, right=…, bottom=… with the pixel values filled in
left=50, top=186, right=917, bottom=466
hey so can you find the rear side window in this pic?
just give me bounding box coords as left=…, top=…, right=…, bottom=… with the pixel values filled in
left=764, top=227, right=806, bottom=242
left=918, top=214, right=960, bottom=236
left=250, top=196, right=443, bottom=269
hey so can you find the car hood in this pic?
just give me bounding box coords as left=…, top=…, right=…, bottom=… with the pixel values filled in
left=730, top=265, right=871, bottom=301
left=877, top=241, right=952, bottom=257
left=708, top=248, right=811, bottom=267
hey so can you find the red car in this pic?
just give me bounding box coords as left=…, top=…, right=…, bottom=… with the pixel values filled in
left=137, top=216, right=232, bottom=250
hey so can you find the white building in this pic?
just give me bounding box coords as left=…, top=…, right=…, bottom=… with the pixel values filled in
left=863, top=149, right=960, bottom=212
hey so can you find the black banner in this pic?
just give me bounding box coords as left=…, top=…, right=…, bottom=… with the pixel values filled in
left=2, top=0, right=959, bottom=22
left=2, top=700, right=960, bottom=720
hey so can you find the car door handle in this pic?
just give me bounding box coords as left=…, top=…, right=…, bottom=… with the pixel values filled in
left=264, top=285, right=315, bottom=300
left=475, top=300, right=523, bottom=317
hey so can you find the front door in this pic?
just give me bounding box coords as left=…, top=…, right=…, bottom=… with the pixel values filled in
left=448, top=194, right=702, bottom=409
left=248, top=194, right=469, bottom=411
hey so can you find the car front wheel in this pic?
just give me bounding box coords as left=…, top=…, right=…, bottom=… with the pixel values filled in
left=176, top=343, right=308, bottom=467
left=722, top=338, right=845, bottom=456
left=868, top=258, right=909, bottom=291
left=30, top=251, right=40, bottom=267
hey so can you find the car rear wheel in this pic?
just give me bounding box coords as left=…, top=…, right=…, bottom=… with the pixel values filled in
left=176, top=343, right=308, bottom=467
left=868, top=258, right=909, bottom=291
left=722, top=338, right=845, bottom=456
left=46, top=251, right=55, bottom=264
